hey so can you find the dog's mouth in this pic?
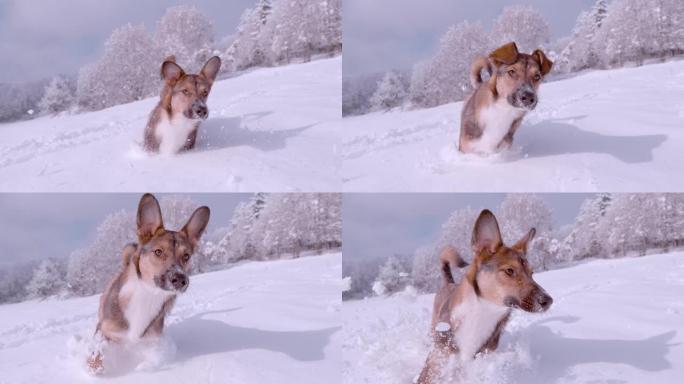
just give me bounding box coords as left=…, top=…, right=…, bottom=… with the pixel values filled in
left=504, top=292, right=552, bottom=313
left=508, top=90, right=538, bottom=110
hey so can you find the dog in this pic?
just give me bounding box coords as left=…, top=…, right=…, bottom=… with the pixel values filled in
left=87, top=193, right=210, bottom=373
left=459, top=42, right=553, bottom=154
left=143, top=56, right=221, bottom=154
left=416, top=209, right=552, bottom=384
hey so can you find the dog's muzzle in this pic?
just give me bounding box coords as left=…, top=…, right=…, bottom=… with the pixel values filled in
left=191, top=101, right=208, bottom=120
left=510, top=85, right=537, bottom=110
left=160, top=265, right=189, bottom=293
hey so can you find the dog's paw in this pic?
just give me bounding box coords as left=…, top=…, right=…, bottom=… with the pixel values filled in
left=86, top=352, right=105, bottom=375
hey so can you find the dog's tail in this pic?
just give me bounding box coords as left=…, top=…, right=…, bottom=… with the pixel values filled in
left=470, top=56, right=493, bottom=89
left=121, top=243, right=139, bottom=266
left=440, top=246, right=469, bottom=284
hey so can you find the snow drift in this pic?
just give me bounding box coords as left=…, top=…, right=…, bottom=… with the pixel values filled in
left=343, top=252, right=684, bottom=383
left=0, top=253, right=341, bottom=384
left=0, top=57, right=341, bottom=192
left=342, top=60, right=684, bottom=192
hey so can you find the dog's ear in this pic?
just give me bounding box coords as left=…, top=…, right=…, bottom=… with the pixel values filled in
left=161, top=60, right=184, bottom=85
left=137, top=194, right=164, bottom=243
left=472, top=210, right=503, bottom=256
left=512, top=228, right=536, bottom=254
left=532, top=49, right=553, bottom=76
left=489, top=42, right=519, bottom=66
left=200, top=56, right=221, bottom=85
left=181, top=206, right=210, bottom=249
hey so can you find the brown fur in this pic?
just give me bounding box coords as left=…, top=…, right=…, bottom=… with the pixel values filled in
left=88, top=194, right=210, bottom=373
left=417, top=210, right=552, bottom=383
left=459, top=42, right=553, bottom=154
left=143, top=56, right=221, bottom=153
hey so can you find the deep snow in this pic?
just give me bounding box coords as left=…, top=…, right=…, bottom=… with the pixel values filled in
left=0, top=253, right=341, bottom=384
left=0, top=57, right=341, bottom=192
left=342, top=60, right=684, bottom=192
left=343, top=252, right=684, bottom=383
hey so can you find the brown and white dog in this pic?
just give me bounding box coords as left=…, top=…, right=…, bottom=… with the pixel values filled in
left=459, top=42, right=553, bottom=154
left=143, top=56, right=221, bottom=154
left=417, top=209, right=552, bottom=384
left=87, top=193, right=210, bottom=373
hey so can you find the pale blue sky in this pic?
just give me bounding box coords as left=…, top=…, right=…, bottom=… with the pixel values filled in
left=0, top=193, right=250, bottom=265
left=343, top=193, right=593, bottom=262
left=343, top=0, right=596, bottom=76
left=0, top=0, right=254, bottom=82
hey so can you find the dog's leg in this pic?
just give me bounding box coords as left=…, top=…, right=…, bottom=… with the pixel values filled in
left=417, top=329, right=458, bottom=384
left=477, top=313, right=510, bottom=354
left=141, top=296, right=176, bottom=339
left=496, top=117, right=523, bottom=151
left=182, top=128, right=198, bottom=151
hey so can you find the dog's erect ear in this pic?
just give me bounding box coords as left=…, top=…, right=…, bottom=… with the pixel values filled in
left=181, top=206, right=210, bottom=249
left=532, top=49, right=553, bottom=76
left=200, top=56, right=221, bottom=84
left=489, top=42, right=519, bottom=66
left=472, top=210, right=503, bottom=255
left=137, top=194, right=164, bottom=243
left=512, top=228, right=536, bottom=254
left=161, top=60, right=185, bottom=85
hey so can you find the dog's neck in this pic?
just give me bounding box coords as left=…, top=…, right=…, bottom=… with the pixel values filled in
left=450, top=279, right=510, bottom=360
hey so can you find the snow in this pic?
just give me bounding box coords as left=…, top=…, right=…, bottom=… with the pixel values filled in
left=0, top=253, right=341, bottom=384
left=0, top=57, right=341, bottom=192
left=343, top=252, right=684, bottom=383
left=342, top=60, right=684, bottom=192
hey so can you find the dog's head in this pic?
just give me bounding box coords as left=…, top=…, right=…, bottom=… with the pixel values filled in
left=465, top=209, right=552, bottom=313
left=487, top=42, right=552, bottom=110
left=160, top=56, right=221, bottom=120
left=134, top=193, right=210, bottom=293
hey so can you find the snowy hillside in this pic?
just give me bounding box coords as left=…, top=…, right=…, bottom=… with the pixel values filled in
left=0, top=57, right=341, bottom=192
left=343, top=252, right=684, bottom=383
left=0, top=253, right=341, bottom=384
left=342, top=60, right=684, bottom=192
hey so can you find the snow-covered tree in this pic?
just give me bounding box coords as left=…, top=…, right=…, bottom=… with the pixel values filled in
left=491, top=5, right=551, bottom=53
left=411, top=245, right=440, bottom=293
left=77, top=23, right=160, bottom=111
left=498, top=194, right=553, bottom=270
left=25, top=258, right=66, bottom=299
left=154, top=5, right=215, bottom=70
left=374, top=255, right=410, bottom=295
left=38, top=76, right=75, bottom=115
left=369, top=71, right=407, bottom=111
left=409, top=21, right=489, bottom=108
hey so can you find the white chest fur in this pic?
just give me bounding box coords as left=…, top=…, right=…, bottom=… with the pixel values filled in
left=472, top=100, right=525, bottom=154
left=155, top=111, right=198, bottom=155
left=119, top=278, right=174, bottom=340
left=451, top=295, right=509, bottom=360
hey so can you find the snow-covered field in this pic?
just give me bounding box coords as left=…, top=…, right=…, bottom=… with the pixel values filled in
left=0, top=253, right=341, bottom=384
left=343, top=252, right=684, bottom=383
left=342, top=60, right=684, bottom=192
left=0, top=57, right=341, bottom=192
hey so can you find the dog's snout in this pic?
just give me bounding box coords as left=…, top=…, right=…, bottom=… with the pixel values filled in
left=170, top=273, right=188, bottom=291
left=538, top=293, right=553, bottom=311
left=520, top=91, right=536, bottom=107
left=192, top=103, right=208, bottom=119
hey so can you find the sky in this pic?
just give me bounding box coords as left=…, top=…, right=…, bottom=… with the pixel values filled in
left=0, top=193, right=251, bottom=265
left=0, top=0, right=254, bottom=83
left=343, top=0, right=596, bottom=77
left=343, top=193, right=593, bottom=262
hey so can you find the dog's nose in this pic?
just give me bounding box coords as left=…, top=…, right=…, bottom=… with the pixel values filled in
left=193, top=104, right=208, bottom=119
left=520, top=91, right=536, bottom=107
left=538, top=294, right=553, bottom=310
left=171, top=273, right=188, bottom=290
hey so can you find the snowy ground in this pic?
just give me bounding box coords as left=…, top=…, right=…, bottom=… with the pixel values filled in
left=0, top=253, right=341, bottom=384
left=342, top=60, right=684, bottom=192
left=343, top=252, right=684, bottom=383
left=0, top=57, right=341, bottom=192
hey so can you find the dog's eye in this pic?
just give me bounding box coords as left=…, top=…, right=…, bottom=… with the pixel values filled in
left=183, top=253, right=190, bottom=263
left=182, top=89, right=190, bottom=96
left=533, top=74, right=541, bottom=81
left=507, top=69, right=516, bottom=77
left=154, top=249, right=163, bottom=257
left=202, top=90, right=208, bottom=97
left=504, top=268, right=515, bottom=277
